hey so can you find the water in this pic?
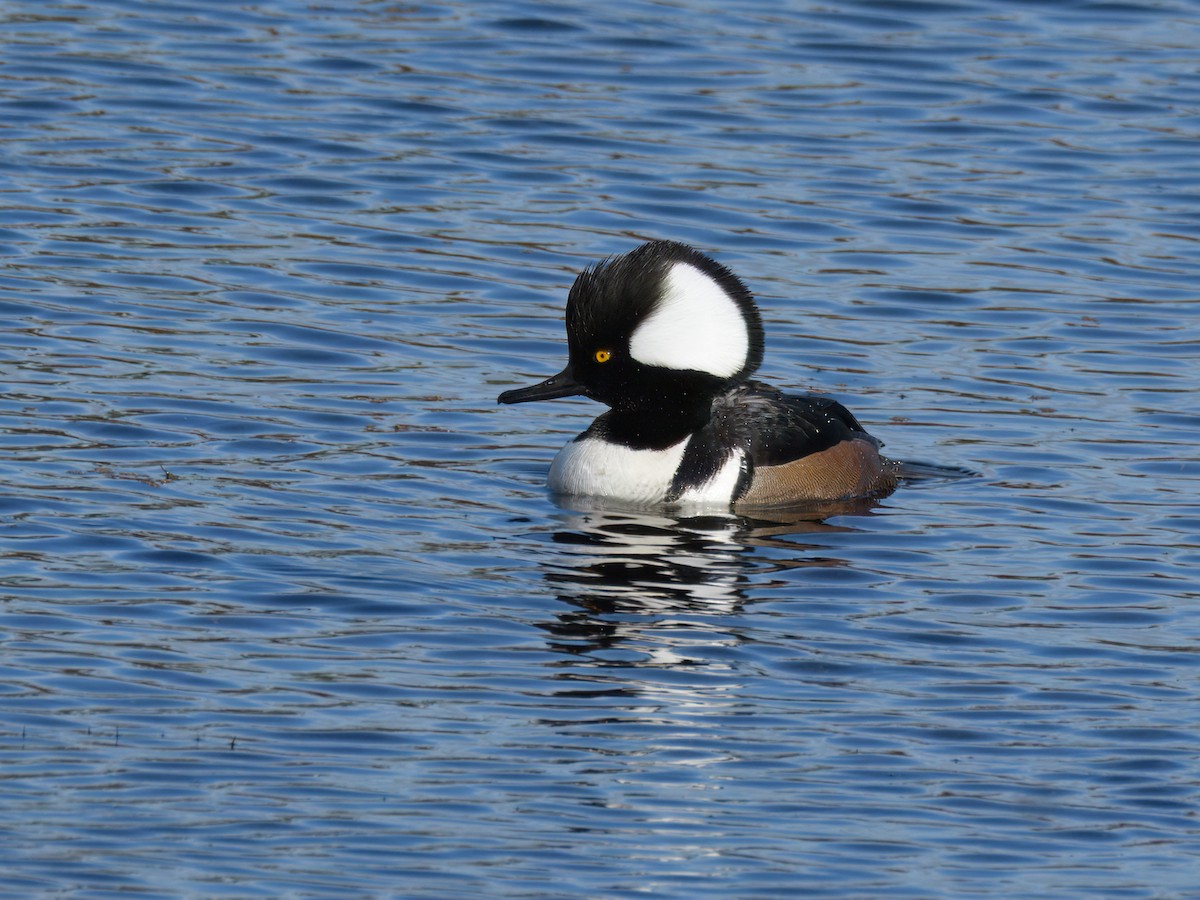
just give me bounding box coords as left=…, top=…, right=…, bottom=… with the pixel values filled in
left=2, top=0, right=1198, bottom=895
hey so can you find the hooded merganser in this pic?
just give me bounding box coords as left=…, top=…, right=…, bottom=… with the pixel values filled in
left=498, top=240, right=898, bottom=509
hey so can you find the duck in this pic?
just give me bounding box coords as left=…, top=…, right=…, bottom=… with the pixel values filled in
left=498, top=240, right=898, bottom=509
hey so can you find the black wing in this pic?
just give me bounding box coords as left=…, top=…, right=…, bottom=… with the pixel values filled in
left=719, top=381, right=878, bottom=467
left=667, top=381, right=880, bottom=500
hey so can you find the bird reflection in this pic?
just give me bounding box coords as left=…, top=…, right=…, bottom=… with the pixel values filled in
left=535, top=495, right=885, bottom=661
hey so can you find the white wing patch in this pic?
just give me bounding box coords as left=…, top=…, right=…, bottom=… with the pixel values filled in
left=628, top=262, right=749, bottom=378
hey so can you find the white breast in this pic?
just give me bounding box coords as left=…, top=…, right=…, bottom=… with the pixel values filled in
left=548, top=435, right=744, bottom=507
left=549, top=436, right=686, bottom=504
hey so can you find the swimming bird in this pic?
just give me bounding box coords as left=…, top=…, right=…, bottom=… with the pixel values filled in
left=498, top=240, right=898, bottom=509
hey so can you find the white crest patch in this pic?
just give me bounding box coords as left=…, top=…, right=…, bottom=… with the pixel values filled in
left=549, top=436, right=688, bottom=504
left=628, top=262, right=749, bottom=377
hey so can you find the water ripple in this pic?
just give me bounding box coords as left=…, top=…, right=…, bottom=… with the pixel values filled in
left=2, top=0, right=1199, bottom=896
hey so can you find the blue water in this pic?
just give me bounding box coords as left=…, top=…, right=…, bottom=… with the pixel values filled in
left=2, top=0, right=1199, bottom=895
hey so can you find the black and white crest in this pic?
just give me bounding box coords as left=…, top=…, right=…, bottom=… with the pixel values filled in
left=566, top=240, right=765, bottom=381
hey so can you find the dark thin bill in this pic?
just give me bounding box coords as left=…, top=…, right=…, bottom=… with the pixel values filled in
left=497, top=365, right=584, bottom=404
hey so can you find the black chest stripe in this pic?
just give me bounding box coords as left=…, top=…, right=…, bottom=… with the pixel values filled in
left=666, top=433, right=739, bottom=502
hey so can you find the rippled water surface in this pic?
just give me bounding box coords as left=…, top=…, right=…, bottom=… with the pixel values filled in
left=2, top=0, right=1199, bottom=895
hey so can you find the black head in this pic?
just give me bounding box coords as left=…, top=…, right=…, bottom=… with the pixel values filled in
left=498, top=240, right=765, bottom=413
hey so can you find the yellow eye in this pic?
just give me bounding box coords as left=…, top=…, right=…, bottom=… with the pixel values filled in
left=593, top=349, right=612, bottom=364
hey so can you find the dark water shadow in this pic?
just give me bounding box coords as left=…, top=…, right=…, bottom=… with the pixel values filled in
left=531, top=494, right=885, bottom=656
left=894, top=458, right=981, bottom=485
left=529, top=459, right=979, bottom=660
